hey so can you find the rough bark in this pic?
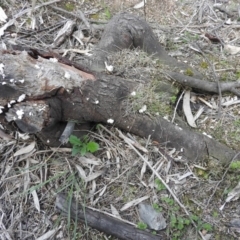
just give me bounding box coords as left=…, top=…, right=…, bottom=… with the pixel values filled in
left=56, top=193, right=167, bottom=240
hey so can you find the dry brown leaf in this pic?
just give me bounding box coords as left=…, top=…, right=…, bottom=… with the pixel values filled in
left=13, top=141, right=36, bottom=156
left=183, top=90, right=197, bottom=128
left=120, top=195, right=149, bottom=211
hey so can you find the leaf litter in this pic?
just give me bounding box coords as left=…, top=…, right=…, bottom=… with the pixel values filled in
left=0, top=0, right=240, bottom=239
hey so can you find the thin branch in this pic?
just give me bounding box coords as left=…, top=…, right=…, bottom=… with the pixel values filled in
left=165, top=71, right=240, bottom=96
left=172, top=90, right=185, bottom=123
left=196, top=44, right=223, bottom=118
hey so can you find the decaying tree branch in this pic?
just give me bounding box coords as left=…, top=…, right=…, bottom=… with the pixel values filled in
left=56, top=193, right=167, bottom=240
left=166, top=71, right=240, bottom=96
left=0, top=13, right=237, bottom=165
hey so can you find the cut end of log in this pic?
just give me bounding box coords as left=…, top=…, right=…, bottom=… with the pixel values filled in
left=5, top=101, right=49, bottom=133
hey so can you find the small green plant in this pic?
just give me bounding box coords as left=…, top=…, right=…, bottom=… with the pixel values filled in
left=195, top=168, right=209, bottom=179
left=185, top=68, right=194, bottom=76
left=236, top=71, right=240, bottom=79
left=234, top=119, right=240, bottom=127
left=190, top=214, right=199, bottom=222
left=190, top=215, right=213, bottom=231
left=180, top=31, right=199, bottom=44
left=170, top=95, right=177, bottom=104
left=230, top=161, right=240, bottom=170
left=170, top=214, right=191, bottom=230
left=201, top=223, right=213, bottom=231
left=137, top=222, right=147, bottom=230
left=200, top=61, right=208, bottom=69
left=220, top=73, right=228, bottom=81
left=184, top=31, right=199, bottom=41
left=212, top=210, right=219, bottom=218
left=161, top=196, right=174, bottom=206
left=152, top=203, right=162, bottom=212
left=223, top=187, right=232, bottom=196
left=104, top=8, right=111, bottom=19
left=170, top=214, right=191, bottom=240
left=155, top=179, right=166, bottom=191
left=69, top=135, right=99, bottom=156
left=162, top=197, right=212, bottom=239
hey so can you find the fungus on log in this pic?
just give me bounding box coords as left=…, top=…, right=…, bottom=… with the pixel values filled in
left=0, top=13, right=237, bottom=164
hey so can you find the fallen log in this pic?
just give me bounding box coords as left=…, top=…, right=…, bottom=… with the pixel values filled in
left=56, top=193, right=167, bottom=240
left=0, top=13, right=237, bottom=165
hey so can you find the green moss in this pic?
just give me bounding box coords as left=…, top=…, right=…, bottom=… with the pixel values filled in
left=212, top=210, right=219, bottom=218
left=121, top=185, right=138, bottom=202
left=26, top=18, right=31, bottom=24
left=235, top=71, right=240, bottom=79
left=104, top=8, right=111, bottom=20
left=90, top=14, right=100, bottom=20
left=185, top=68, right=194, bottom=76
left=129, top=75, right=179, bottom=117
left=137, top=222, right=147, bottom=230
left=109, top=185, right=122, bottom=197
left=234, top=119, right=240, bottom=127
left=230, top=161, right=240, bottom=170
left=170, top=96, right=177, bottom=104
left=200, top=61, right=208, bottom=69
left=180, top=31, right=199, bottom=44
left=228, top=123, right=240, bottom=149
left=64, top=3, right=75, bottom=11
left=220, top=72, right=229, bottom=81
left=212, top=125, right=225, bottom=142
left=194, top=168, right=209, bottom=179
left=152, top=203, right=163, bottom=212
left=165, top=39, right=178, bottom=51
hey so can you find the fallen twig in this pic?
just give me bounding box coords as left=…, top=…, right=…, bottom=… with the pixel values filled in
left=165, top=71, right=240, bottom=96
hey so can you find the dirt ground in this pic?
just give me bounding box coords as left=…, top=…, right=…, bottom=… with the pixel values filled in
left=1, top=0, right=240, bottom=239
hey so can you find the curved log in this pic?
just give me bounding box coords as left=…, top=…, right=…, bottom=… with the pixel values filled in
left=166, top=71, right=240, bottom=96
left=84, top=12, right=203, bottom=79
left=0, top=13, right=237, bottom=165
